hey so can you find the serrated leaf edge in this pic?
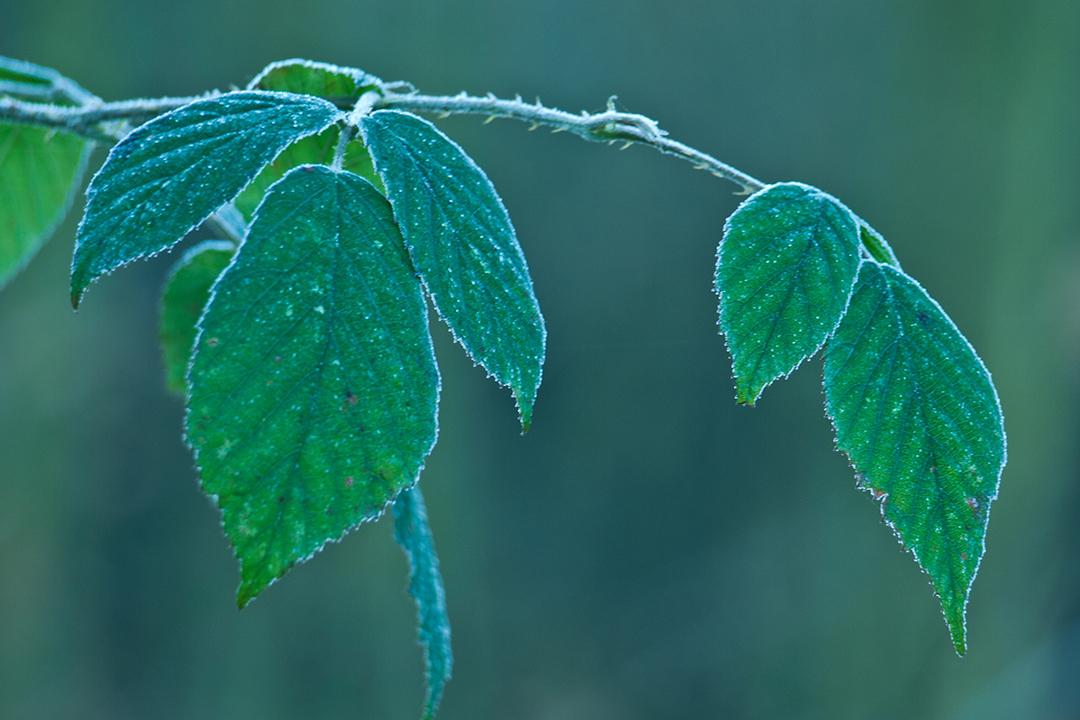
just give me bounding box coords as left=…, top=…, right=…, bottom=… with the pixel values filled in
left=360, top=109, right=546, bottom=430
left=714, top=180, right=862, bottom=406
left=70, top=91, right=343, bottom=307
left=820, top=259, right=1007, bottom=655
left=181, top=163, right=441, bottom=607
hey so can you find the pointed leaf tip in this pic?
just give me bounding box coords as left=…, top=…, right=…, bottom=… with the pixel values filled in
left=361, top=110, right=545, bottom=424
left=824, top=261, right=1005, bottom=654
left=717, top=182, right=861, bottom=404
left=70, top=91, right=340, bottom=303
left=393, top=487, right=452, bottom=719
left=187, top=166, right=439, bottom=603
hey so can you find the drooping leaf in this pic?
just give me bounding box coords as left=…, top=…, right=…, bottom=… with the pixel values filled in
left=71, top=91, right=342, bottom=306
left=716, top=182, right=861, bottom=404
left=159, top=240, right=234, bottom=395
left=186, top=165, right=439, bottom=605
left=823, top=260, right=1006, bottom=655
left=361, top=110, right=545, bottom=428
left=393, top=487, right=452, bottom=720
left=0, top=124, right=90, bottom=288
left=233, top=62, right=383, bottom=218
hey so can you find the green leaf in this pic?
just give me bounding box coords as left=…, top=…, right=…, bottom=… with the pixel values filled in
left=159, top=240, right=234, bottom=395
left=234, top=62, right=383, bottom=218
left=246, top=58, right=380, bottom=99
left=0, top=55, right=94, bottom=103
left=393, top=487, right=452, bottom=720
left=857, top=220, right=901, bottom=269
left=0, top=57, right=94, bottom=288
left=0, top=124, right=90, bottom=288
left=716, top=182, right=861, bottom=404
left=70, top=91, right=342, bottom=306
left=186, top=165, right=439, bottom=606
left=823, top=261, right=1006, bottom=655
left=361, top=110, right=545, bottom=428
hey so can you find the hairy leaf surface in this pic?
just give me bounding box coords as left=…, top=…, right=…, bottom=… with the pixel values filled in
left=234, top=62, right=382, bottom=218
left=187, top=165, right=439, bottom=605
left=716, top=182, right=861, bottom=404
left=393, top=487, right=452, bottom=720
left=823, top=261, right=1006, bottom=654
left=159, top=240, right=234, bottom=395
left=71, top=91, right=341, bottom=305
left=361, top=110, right=545, bottom=428
left=0, top=124, right=90, bottom=287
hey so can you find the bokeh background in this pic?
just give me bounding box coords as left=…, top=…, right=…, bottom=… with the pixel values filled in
left=2, top=1, right=1078, bottom=718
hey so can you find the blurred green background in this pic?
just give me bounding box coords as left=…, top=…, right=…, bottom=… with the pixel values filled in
left=2, top=1, right=1078, bottom=718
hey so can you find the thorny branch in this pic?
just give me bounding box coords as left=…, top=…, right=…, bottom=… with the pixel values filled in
left=0, top=78, right=900, bottom=264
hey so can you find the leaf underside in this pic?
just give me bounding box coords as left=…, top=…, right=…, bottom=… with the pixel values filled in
left=393, top=487, right=453, bottom=720
left=186, top=165, right=439, bottom=606
left=234, top=62, right=383, bottom=219
left=71, top=91, right=341, bottom=305
left=159, top=241, right=234, bottom=395
left=716, top=182, right=861, bottom=404
left=0, top=123, right=89, bottom=288
left=823, top=261, right=1006, bottom=655
left=361, top=110, right=545, bottom=429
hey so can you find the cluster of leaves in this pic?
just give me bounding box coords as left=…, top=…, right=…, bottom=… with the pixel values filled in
left=0, top=53, right=1006, bottom=716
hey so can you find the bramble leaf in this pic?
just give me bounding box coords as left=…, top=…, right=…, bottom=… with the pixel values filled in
left=234, top=61, right=383, bottom=218
left=716, top=182, right=861, bottom=404
left=159, top=240, right=234, bottom=395
left=361, top=110, right=545, bottom=428
left=186, top=165, right=439, bottom=606
left=393, top=487, right=452, bottom=720
left=0, top=57, right=93, bottom=288
left=71, top=91, right=341, bottom=306
left=0, top=55, right=94, bottom=102
left=0, top=124, right=90, bottom=288
left=823, top=261, right=1006, bottom=655
left=246, top=58, right=380, bottom=100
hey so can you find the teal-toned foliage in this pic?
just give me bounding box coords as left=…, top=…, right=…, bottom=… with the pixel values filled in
left=393, top=487, right=453, bottom=720
left=187, top=165, right=440, bottom=606
left=716, top=182, right=861, bottom=405
left=823, top=261, right=1005, bottom=654
left=71, top=92, right=341, bottom=305
left=0, top=53, right=1009, bottom=716
left=362, top=110, right=545, bottom=428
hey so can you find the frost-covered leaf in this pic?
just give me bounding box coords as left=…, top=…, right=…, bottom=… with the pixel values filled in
left=393, top=487, right=452, bottom=720
left=361, top=110, right=545, bottom=428
left=0, top=124, right=90, bottom=288
left=234, top=62, right=382, bottom=218
left=823, top=261, right=1006, bottom=655
left=159, top=240, right=234, bottom=395
left=71, top=91, right=342, bottom=306
left=716, top=182, right=861, bottom=404
left=187, top=165, right=439, bottom=605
